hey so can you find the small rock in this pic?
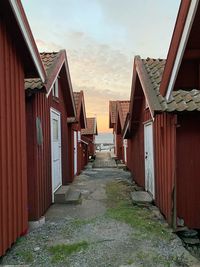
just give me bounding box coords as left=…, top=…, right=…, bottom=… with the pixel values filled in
left=182, top=237, right=200, bottom=245
left=179, top=229, right=198, bottom=238
left=34, top=247, right=40, bottom=252
left=131, top=191, right=153, bottom=204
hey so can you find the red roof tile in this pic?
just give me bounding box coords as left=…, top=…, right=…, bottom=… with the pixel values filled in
left=81, top=118, right=98, bottom=135
left=25, top=52, right=60, bottom=90
left=135, top=56, right=200, bottom=113
left=117, top=101, right=130, bottom=129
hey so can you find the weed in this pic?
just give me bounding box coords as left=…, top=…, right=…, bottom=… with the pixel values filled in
left=105, top=181, right=172, bottom=241
left=16, top=249, right=34, bottom=263
left=49, top=241, right=89, bottom=263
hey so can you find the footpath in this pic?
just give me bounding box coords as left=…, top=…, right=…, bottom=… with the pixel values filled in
left=1, top=152, right=199, bottom=267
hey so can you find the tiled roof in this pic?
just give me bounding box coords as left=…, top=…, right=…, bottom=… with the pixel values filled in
left=25, top=52, right=59, bottom=90
left=73, top=92, right=81, bottom=112
left=117, top=101, right=130, bottom=129
left=81, top=118, right=97, bottom=135
left=109, top=101, right=117, bottom=124
left=142, top=58, right=200, bottom=112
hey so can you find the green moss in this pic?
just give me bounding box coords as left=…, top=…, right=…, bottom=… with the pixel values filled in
left=49, top=241, right=89, bottom=263
left=106, top=181, right=172, bottom=241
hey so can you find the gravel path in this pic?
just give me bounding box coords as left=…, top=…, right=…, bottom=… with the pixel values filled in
left=1, top=153, right=199, bottom=267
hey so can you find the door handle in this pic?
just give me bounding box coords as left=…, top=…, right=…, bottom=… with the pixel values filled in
left=145, top=152, right=148, bottom=159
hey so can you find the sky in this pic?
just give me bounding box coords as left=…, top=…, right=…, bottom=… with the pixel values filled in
left=22, top=0, right=181, bottom=132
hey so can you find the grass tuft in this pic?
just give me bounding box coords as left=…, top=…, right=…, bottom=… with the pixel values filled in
left=49, top=241, right=89, bottom=263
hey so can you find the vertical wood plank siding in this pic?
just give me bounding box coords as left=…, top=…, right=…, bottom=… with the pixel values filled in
left=0, top=17, right=28, bottom=256
left=126, top=105, right=151, bottom=187
left=26, top=78, right=73, bottom=221
left=116, top=134, right=123, bottom=160
left=154, top=113, right=176, bottom=225
left=176, top=113, right=200, bottom=228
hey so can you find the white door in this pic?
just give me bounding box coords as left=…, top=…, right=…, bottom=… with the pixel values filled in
left=50, top=109, right=62, bottom=196
left=74, top=131, right=77, bottom=175
left=123, top=139, right=127, bottom=163
left=144, top=122, right=155, bottom=198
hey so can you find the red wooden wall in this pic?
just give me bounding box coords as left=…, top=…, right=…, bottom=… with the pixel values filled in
left=154, top=113, right=176, bottom=225
left=83, top=134, right=95, bottom=156
left=116, top=134, right=123, bottom=160
left=176, top=113, right=200, bottom=228
left=26, top=77, right=73, bottom=221
left=0, top=15, right=28, bottom=256
left=126, top=102, right=151, bottom=187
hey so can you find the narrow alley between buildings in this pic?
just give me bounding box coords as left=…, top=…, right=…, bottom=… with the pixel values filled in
left=1, top=152, right=198, bottom=267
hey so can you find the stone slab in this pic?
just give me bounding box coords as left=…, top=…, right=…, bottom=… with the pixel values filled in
left=131, top=191, right=153, bottom=204
left=54, top=185, right=70, bottom=203
left=65, top=189, right=81, bottom=204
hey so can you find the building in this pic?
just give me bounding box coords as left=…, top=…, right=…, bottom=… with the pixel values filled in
left=0, top=0, right=46, bottom=256
left=25, top=50, right=76, bottom=221
left=109, top=100, right=129, bottom=162
left=125, top=52, right=200, bottom=229
left=81, top=118, right=98, bottom=158
left=73, top=91, right=87, bottom=175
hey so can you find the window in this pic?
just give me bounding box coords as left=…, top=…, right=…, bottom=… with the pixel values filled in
left=52, top=79, right=59, bottom=98
left=53, top=119, right=59, bottom=141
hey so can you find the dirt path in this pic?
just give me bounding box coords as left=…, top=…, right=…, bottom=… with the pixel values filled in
left=1, top=152, right=199, bottom=267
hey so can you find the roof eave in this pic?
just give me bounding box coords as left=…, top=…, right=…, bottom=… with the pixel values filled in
left=9, top=0, right=46, bottom=82
left=135, top=56, right=163, bottom=118
left=160, top=0, right=199, bottom=98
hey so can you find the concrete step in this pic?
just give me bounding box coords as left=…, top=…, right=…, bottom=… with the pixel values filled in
left=54, top=186, right=70, bottom=203
left=65, top=189, right=81, bottom=204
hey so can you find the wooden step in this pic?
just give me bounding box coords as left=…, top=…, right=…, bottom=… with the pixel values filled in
left=54, top=186, right=70, bottom=203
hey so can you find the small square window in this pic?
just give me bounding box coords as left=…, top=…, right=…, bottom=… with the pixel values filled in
left=52, top=79, right=59, bottom=98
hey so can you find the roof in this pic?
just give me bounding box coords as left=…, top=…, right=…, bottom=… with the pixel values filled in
left=116, top=101, right=130, bottom=130
left=109, top=101, right=117, bottom=128
left=142, top=57, right=200, bottom=112
left=81, top=118, right=98, bottom=135
left=25, top=52, right=60, bottom=91
left=73, top=91, right=87, bottom=128
left=160, top=0, right=199, bottom=98
left=1, top=0, right=46, bottom=80
left=25, top=50, right=76, bottom=117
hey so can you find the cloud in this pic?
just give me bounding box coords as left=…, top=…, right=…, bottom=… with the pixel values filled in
left=36, top=39, right=63, bottom=52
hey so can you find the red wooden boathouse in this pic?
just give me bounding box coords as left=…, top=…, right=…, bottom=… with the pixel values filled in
left=109, top=101, right=117, bottom=155
left=0, top=0, right=46, bottom=256
left=81, top=118, right=98, bottom=158
left=125, top=53, right=200, bottom=229
left=113, top=101, right=130, bottom=162
left=25, top=50, right=76, bottom=221
left=72, top=91, right=87, bottom=176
